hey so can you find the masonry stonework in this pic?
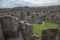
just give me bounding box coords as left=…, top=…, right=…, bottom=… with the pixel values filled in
left=0, top=6, right=60, bottom=24
left=0, top=5, right=60, bottom=40
left=41, top=28, right=60, bottom=40
left=0, top=15, right=33, bottom=40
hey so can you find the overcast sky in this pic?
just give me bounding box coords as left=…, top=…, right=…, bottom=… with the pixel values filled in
left=0, top=0, right=60, bottom=8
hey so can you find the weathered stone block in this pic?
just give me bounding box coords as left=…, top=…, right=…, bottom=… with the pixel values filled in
left=41, top=28, right=57, bottom=40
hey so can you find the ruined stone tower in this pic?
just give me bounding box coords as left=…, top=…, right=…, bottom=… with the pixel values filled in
left=0, top=15, right=33, bottom=40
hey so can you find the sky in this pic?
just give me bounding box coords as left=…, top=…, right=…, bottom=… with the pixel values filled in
left=0, top=0, right=60, bottom=8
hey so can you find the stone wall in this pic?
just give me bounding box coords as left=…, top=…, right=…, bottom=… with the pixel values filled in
left=0, top=15, right=33, bottom=40
left=41, top=28, right=60, bottom=40
left=0, top=6, right=60, bottom=24
left=19, top=21, right=33, bottom=40
left=0, top=21, right=4, bottom=40
left=0, top=6, right=60, bottom=40
left=0, top=14, right=60, bottom=40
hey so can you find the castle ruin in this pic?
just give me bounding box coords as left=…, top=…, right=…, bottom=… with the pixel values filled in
left=0, top=5, right=60, bottom=40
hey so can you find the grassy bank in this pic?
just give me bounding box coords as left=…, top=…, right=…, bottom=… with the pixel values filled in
left=32, top=22, right=59, bottom=36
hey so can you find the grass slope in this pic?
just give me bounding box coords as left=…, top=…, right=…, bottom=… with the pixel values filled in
left=32, top=22, right=59, bottom=36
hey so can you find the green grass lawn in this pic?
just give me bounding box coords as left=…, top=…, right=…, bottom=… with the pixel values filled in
left=32, top=22, right=59, bottom=36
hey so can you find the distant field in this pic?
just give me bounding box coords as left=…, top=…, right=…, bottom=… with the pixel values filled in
left=32, top=22, right=59, bottom=36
